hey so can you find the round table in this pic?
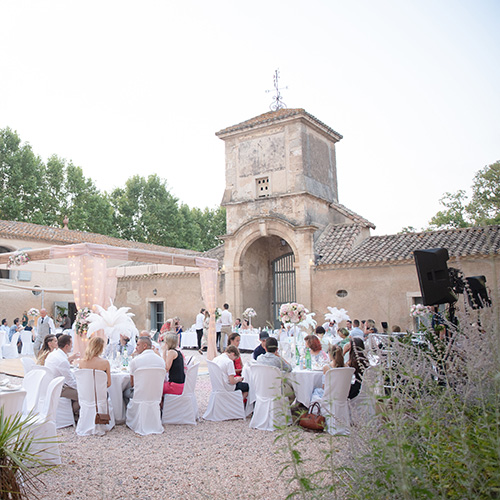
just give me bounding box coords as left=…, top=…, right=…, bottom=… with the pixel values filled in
left=0, top=387, right=27, bottom=418
left=108, top=371, right=131, bottom=424
left=290, top=369, right=324, bottom=407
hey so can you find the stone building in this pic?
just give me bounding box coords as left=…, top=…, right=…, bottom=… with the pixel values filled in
left=0, top=108, right=499, bottom=331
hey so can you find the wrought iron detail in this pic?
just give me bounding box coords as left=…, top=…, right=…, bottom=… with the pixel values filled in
left=266, top=69, right=288, bottom=111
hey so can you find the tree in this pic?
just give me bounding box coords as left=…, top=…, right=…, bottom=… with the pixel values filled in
left=427, top=161, right=500, bottom=230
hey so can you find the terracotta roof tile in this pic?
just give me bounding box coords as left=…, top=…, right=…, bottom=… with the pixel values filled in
left=0, top=219, right=200, bottom=256
left=216, top=108, right=343, bottom=140
left=316, top=225, right=500, bottom=267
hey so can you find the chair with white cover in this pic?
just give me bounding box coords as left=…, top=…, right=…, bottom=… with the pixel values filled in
left=0, top=330, right=6, bottom=359
left=2, top=331, right=20, bottom=359
left=203, top=360, right=245, bottom=421
left=22, top=369, right=48, bottom=417
left=320, top=367, right=355, bottom=435
left=30, top=365, right=53, bottom=412
left=126, top=367, right=166, bottom=435
left=162, top=363, right=200, bottom=425
left=20, top=330, right=35, bottom=356
left=28, top=376, right=65, bottom=465
left=249, top=365, right=291, bottom=431
left=21, top=357, right=36, bottom=375
left=349, top=366, right=378, bottom=425
left=75, top=369, right=115, bottom=436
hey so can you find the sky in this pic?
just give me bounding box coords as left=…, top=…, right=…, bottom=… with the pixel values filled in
left=0, top=0, right=499, bottom=236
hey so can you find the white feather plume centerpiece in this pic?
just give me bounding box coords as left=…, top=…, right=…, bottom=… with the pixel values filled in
left=299, top=312, right=317, bottom=333
left=324, top=306, right=350, bottom=325
left=87, top=302, right=138, bottom=344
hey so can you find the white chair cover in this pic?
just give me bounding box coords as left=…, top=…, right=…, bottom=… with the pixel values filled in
left=0, top=330, right=6, bottom=359
left=203, top=360, right=245, bottom=421
left=31, top=365, right=54, bottom=413
left=349, top=366, right=378, bottom=424
left=21, top=357, right=36, bottom=375
left=28, top=376, right=64, bottom=465
left=249, top=365, right=291, bottom=431
left=2, top=331, right=20, bottom=359
left=126, top=367, right=166, bottom=435
left=321, top=367, right=355, bottom=435
left=22, top=369, right=48, bottom=416
left=162, top=363, right=200, bottom=425
left=75, top=369, right=115, bottom=436
left=0, top=390, right=27, bottom=419
left=20, top=330, right=35, bottom=356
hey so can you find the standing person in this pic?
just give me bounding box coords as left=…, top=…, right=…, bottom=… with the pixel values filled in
left=220, top=303, right=233, bottom=354
left=173, top=317, right=183, bottom=347
left=195, top=308, right=205, bottom=354
left=33, top=309, right=56, bottom=357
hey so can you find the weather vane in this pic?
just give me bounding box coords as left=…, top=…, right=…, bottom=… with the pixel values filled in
left=266, top=69, right=287, bottom=111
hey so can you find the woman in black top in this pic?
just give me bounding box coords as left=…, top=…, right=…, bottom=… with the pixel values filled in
left=162, top=333, right=186, bottom=395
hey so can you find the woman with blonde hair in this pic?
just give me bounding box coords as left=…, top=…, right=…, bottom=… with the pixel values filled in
left=79, top=336, right=111, bottom=387
left=162, top=333, right=185, bottom=395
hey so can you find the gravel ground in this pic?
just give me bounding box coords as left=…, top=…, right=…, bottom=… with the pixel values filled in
left=6, top=350, right=349, bottom=500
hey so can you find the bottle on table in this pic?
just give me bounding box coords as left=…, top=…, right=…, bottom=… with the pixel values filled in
left=305, top=347, right=312, bottom=370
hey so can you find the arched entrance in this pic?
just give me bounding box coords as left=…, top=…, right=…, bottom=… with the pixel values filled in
left=240, top=235, right=294, bottom=328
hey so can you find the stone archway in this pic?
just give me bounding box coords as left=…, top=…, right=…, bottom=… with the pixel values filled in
left=239, top=235, right=294, bottom=328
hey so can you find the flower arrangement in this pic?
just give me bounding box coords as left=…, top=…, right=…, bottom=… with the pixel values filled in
left=242, top=308, right=257, bottom=319
left=27, top=308, right=39, bottom=317
left=7, top=250, right=29, bottom=268
left=86, top=301, right=138, bottom=343
left=410, top=304, right=433, bottom=318
left=215, top=308, right=223, bottom=321
left=279, top=303, right=307, bottom=325
left=324, top=306, right=350, bottom=325
left=75, top=307, right=92, bottom=338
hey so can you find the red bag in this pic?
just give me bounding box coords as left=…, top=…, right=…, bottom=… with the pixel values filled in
left=298, top=402, right=325, bottom=431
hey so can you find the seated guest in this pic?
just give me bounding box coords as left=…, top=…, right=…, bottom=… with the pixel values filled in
left=213, top=345, right=249, bottom=399
left=304, top=334, right=329, bottom=366
left=241, top=319, right=252, bottom=331
left=227, top=333, right=242, bottom=376
left=233, top=318, right=242, bottom=331
left=349, top=319, right=364, bottom=339
left=338, top=328, right=351, bottom=348
left=79, top=336, right=111, bottom=388
left=322, top=319, right=337, bottom=338
left=347, top=337, right=368, bottom=399
left=45, top=334, right=81, bottom=417
left=253, top=331, right=269, bottom=360
left=124, top=336, right=165, bottom=406
left=257, top=337, right=294, bottom=402
left=364, top=319, right=378, bottom=337
left=162, top=333, right=185, bottom=395
left=36, top=334, right=58, bottom=366
left=138, top=330, right=160, bottom=354
left=118, top=333, right=134, bottom=356
left=312, top=344, right=345, bottom=400
left=315, top=326, right=326, bottom=341
left=59, top=314, right=72, bottom=331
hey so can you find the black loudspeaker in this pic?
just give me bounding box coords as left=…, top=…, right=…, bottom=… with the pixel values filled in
left=465, top=275, right=491, bottom=309
left=414, top=248, right=458, bottom=306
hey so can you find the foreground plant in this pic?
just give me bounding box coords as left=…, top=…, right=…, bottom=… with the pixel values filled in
left=0, top=409, right=56, bottom=499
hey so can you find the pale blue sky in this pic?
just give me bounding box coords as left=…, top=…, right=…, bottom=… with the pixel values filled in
left=0, top=0, right=498, bottom=235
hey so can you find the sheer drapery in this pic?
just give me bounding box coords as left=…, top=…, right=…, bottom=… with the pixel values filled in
left=197, top=260, right=218, bottom=360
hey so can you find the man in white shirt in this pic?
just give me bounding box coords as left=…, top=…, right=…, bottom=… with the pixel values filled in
left=124, top=336, right=164, bottom=406
left=45, top=334, right=80, bottom=417
left=33, top=308, right=57, bottom=356
left=220, top=303, right=233, bottom=354
left=213, top=345, right=249, bottom=399
left=195, top=308, right=205, bottom=354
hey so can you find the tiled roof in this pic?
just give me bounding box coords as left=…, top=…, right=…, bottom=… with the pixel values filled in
left=202, top=243, right=225, bottom=265
left=330, top=202, right=376, bottom=229
left=216, top=108, right=343, bottom=140
left=0, top=219, right=200, bottom=256
left=316, top=225, right=500, bottom=267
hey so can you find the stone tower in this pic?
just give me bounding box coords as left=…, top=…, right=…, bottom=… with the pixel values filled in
left=216, top=108, right=359, bottom=326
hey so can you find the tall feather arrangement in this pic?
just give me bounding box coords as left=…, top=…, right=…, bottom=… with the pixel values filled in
left=324, top=306, right=350, bottom=325
left=87, top=301, right=138, bottom=344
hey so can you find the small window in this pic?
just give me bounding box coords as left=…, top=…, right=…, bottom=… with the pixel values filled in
left=256, top=177, right=270, bottom=198
left=336, top=289, right=348, bottom=298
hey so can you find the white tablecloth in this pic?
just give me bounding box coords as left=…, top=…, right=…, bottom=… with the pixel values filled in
left=109, top=371, right=131, bottom=424
left=0, top=388, right=26, bottom=418
left=238, top=333, right=259, bottom=351
left=180, top=330, right=198, bottom=348
left=290, top=369, right=324, bottom=407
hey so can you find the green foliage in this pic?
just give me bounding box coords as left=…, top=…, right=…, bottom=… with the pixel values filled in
left=0, top=127, right=226, bottom=251
left=428, top=161, right=500, bottom=229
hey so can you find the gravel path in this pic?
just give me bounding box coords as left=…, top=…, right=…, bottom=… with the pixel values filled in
left=8, top=351, right=349, bottom=499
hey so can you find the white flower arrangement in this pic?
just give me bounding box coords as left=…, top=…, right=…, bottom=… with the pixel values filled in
left=215, top=307, right=223, bottom=321
left=410, top=304, right=433, bottom=318
left=27, top=308, right=39, bottom=317
left=75, top=307, right=92, bottom=338
left=279, top=303, right=307, bottom=325
left=242, top=307, right=257, bottom=319
left=86, top=301, right=138, bottom=343
left=7, top=250, right=29, bottom=268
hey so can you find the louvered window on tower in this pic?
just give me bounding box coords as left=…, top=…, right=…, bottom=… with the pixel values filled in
left=256, top=177, right=270, bottom=198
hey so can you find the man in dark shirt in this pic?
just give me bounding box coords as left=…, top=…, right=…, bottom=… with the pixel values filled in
left=252, top=331, right=269, bottom=360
